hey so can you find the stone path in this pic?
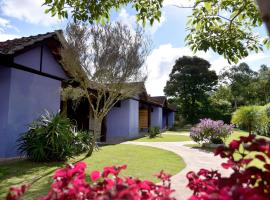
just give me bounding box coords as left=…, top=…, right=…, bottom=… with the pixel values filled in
left=123, top=141, right=230, bottom=200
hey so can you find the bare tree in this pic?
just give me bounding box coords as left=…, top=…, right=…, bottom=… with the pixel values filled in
left=60, top=22, right=149, bottom=156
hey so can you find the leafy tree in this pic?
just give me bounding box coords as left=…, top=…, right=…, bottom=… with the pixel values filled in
left=220, top=63, right=257, bottom=109
left=231, top=105, right=268, bottom=134
left=164, top=56, right=218, bottom=123
left=256, top=65, right=270, bottom=104
left=209, top=86, right=233, bottom=123
left=61, top=23, right=149, bottom=156
left=43, top=0, right=163, bottom=25
left=43, top=0, right=270, bottom=63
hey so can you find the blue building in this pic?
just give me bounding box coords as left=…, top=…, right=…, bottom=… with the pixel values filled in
left=0, top=31, right=175, bottom=159
left=0, top=31, right=69, bottom=158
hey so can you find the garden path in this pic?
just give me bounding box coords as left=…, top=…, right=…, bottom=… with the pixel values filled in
left=123, top=141, right=230, bottom=200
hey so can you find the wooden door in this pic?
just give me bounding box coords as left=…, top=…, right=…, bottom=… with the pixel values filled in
left=139, top=109, right=148, bottom=129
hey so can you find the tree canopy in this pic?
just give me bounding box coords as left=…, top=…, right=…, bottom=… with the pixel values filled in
left=43, top=0, right=270, bottom=63
left=164, top=56, right=218, bottom=123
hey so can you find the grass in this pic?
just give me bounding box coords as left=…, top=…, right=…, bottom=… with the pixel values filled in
left=132, top=134, right=192, bottom=142
left=131, top=130, right=192, bottom=142
left=0, top=144, right=185, bottom=199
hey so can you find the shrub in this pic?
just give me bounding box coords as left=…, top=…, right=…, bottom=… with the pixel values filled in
left=17, top=111, right=93, bottom=162
left=148, top=126, right=161, bottom=138
left=255, top=103, right=270, bottom=137
left=187, top=135, right=270, bottom=199
left=190, top=118, right=233, bottom=144
left=231, top=105, right=268, bottom=134
left=73, top=130, right=94, bottom=155
left=6, top=162, right=175, bottom=200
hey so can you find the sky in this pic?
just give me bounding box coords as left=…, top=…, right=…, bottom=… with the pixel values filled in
left=0, top=0, right=269, bottom=96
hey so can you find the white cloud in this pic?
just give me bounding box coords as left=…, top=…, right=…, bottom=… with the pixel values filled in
left=145, top=44, right=211, bottom=96
left=117, top=8, right=166, bottom=35
left=0, top=17, right=19, bottom=33
left=0, top=33, right=21, bottom=41
left=145, top=44, right=270, bottom=96
left=0, top=0, right=61, bottom=26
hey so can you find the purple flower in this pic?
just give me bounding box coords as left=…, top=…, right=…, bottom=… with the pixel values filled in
left=190, top=118, right=234, bottom=144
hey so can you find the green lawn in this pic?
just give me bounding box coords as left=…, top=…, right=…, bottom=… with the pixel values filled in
left=133, top=134, right=191, bottom=142
left=0, top=144, right=185, bottom=199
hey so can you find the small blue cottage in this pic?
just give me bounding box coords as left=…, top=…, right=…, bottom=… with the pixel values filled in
left=0, top=31, right=69, bottom=158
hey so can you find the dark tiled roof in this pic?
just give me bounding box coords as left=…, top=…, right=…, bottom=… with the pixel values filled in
left=149, top=96, right=167, bottom=106
left=0, top=30, right=62, bottom=55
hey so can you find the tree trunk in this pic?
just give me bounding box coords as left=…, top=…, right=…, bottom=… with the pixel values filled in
left=85, top=116, right=102, bottom=157
left=61, top=100, right=68, bottom=117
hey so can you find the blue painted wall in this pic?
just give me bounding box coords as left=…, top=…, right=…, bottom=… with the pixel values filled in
left=168, top=112, right=175, bottom=128
left=106, top=99, right=139, bottom=142
left=151, top=106, right=162, bottom=128
left=14, top=46, right=41, bottom=71
left=42, top=46, right=67, bottom=79
left=0, top=44, right=66, bottom=158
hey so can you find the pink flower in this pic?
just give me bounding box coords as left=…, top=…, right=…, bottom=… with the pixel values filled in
left=90, top=171, right=101, bottom=182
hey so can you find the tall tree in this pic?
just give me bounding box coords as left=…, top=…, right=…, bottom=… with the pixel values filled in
left=43, top=0, right=270, bottom=63
left=254, top=65, right=270, bottom=104
left=61, top=23, right=149, bottom=156
left=220, top=63, right=257, bottom=108
left=164, top=56, right=218, bottom=123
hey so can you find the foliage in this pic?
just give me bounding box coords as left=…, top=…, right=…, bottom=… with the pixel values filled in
left=6, top=162, right=175, bottom=200
left=231, top=105, right=268, bottom=134
left=148, top=126, right=161, bottom=138
left=164, top=56, right=218, bottom=123
left=220, top=63, right=257, bottom=108
left=61, top=22, right=149, bottom=152
left=190, top=118, right=233, bottom=144
left=43, top=0, right=163, bottom=25
left=187, top=135, right=270, bottom=200
left=17, top=111, right=76, bottom=162
left=73, top=130, right=94, bottom=155
left=255, top=103, right=270, bottom=137
left=186, top=0, right=269, bottom=64
left=17, top=111, right=94, bottom=162
left=42, top=0, right=270, bottom=63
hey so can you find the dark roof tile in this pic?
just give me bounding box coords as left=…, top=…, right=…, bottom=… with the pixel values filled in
left=0, top=30, right=62, bottom=55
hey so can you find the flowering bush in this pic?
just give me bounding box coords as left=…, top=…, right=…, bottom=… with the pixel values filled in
left=190, top=118, right=233, bottom=144
left=187, top=135, right=270, bottom=200
left=6, top=162, right=175, bottom=200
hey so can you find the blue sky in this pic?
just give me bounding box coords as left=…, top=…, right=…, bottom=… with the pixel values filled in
left=0, top=0, right=269, bottom=95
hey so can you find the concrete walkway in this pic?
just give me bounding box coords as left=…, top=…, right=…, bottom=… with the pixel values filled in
left=123, top=141, right=230, bottom=200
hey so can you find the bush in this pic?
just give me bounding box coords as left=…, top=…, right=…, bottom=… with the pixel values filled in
left=6, top=162, right=175, bottom=200
left=255, top=103, right=270, bottom=137
left=148, top=126, right=161, bottom=138
left=190, top=118, right=233, bottom=144
left=73, top=130, right=94, bottom=155
left=18, top=111, right=93, bottom=162
left=231, top=105, right=268, bottom=134
left=187, top=135, right=270, bottom=199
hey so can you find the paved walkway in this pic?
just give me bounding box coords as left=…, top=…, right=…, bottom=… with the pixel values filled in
left=123, top=141, right=230, bottom=200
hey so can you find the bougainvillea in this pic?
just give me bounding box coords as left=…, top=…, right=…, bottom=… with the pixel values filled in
left=190, top=118, right=234, bottom=144
left=187, top=134, right=270, bottom=200
left=6, top=162, right=175, bottom=200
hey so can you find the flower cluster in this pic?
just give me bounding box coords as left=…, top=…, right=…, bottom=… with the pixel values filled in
left=6, top=162, right=175, bottom=200
left=190, top=118, right=233, bottom=144
left=187, top=135, right=270, bottom=200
